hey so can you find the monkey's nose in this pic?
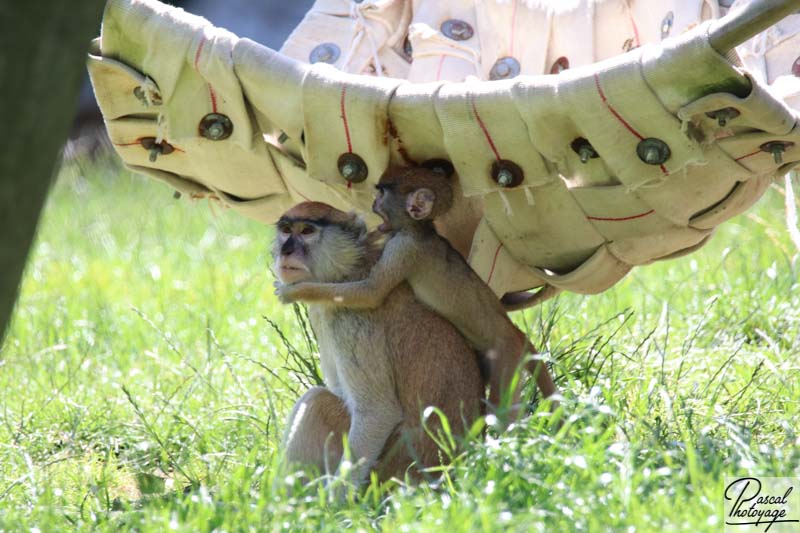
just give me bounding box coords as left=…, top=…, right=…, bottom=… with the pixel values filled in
left=281, top=237, right=296, bottom=256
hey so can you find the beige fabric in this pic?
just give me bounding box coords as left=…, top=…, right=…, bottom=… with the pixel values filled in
left=89, top=0, right=800, bottom=299
left=281, top=0, right=412, bottom=78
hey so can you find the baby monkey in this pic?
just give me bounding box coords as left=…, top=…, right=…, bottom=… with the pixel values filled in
left=278, top=167, right=558, bottom=411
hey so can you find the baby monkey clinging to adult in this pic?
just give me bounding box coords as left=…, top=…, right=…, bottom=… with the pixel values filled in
left=277, top=167, right=558, bottom=411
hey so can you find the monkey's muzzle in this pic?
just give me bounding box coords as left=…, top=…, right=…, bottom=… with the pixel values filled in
left=275, top=258, right=310, bottom=283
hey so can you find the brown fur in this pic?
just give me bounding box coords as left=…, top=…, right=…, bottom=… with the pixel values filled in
left=379, top=167, right=454, bottom=219
left=274, top=204, right=484, bottom=486
left=278, top=167, right=558, bottom=413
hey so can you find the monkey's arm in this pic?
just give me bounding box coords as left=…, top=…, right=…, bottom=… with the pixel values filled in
left=278, top=237, right=414, bottom=309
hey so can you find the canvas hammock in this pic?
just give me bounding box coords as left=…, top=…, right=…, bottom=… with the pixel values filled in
left=87, top=0, right=800, bottom=303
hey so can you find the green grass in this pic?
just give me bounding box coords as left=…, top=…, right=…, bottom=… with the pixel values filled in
left=0, top=154, right=798, bottom=531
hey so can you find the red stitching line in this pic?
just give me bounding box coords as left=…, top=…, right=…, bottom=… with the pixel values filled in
left=436, top=55, right=446, bottom=81
left=628, top=10, right=641, bottom=47
left=112, top=141, right=143, bottom=147
left=486, top=243, right=503, bottom=284
left=594, top=73, right=642, bottom=140
left=471, top=95, right=502, bottom=160
left=208, top=84, right=218, bottom=113
left=194, top=36, right=207, bottom=70
left=509, top=0, right=519, bottom=56
left=594, top=73, right=668, bottom=176
left=340, top=86, right=353, bottom=153
left=735, top=149, right=761, bottom=162
left=586, top=209, right=655, bottom=222
left=113, top=139, right=185, bottom=153
left=193, top=36, right=219, bottom=113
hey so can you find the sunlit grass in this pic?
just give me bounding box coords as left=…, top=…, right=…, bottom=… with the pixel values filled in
left=0, top=154, right=798, bottom=531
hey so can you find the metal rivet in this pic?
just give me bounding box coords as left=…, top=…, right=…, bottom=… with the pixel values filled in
left=173, top=191, right=182, bottom=199
left=421, top=159, right=455, bottom=178
left=309, top=43, right=341, bottom=64
left=491, top=160, right=524, bottom=188
left=571, top=138, right=599, bottom=164
left=636, top=138, right=671, bottom=165
left=661, top=11, right=674, bottom=39
left=793, top=56, right=800, bottom=77
left=139, top=137, right=175, bottom=163
left=489, top=57, right=521, bottom=80
left=337, top=153, right=368, bottom=183
left=550, top=56, right=569, bottom=74
left=441, top=19, right=474, bottom=41
left=403, top=36, right=413, bottom=60
left=133, top=85, right=162, bottom=106
left=705, top=107, right=740, bottom=127
left=199, top=113, right=233, bottom=141
left=760, top=141, right=794, bottom=165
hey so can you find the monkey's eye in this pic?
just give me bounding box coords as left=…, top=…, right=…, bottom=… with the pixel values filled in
left=300, top=226, right=316, bottom=235
left=278, top=225, right=292, bottom=235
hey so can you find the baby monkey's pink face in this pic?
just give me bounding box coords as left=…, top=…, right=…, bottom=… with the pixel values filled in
left=372, top=187, right=394, bottom=233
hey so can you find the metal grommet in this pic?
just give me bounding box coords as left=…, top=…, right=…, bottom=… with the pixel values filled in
left=133, top=85, right=162, bottom=106
left=421, top=159, right=455, bottom=178
left=636, top=138, right=671, bottom=165
left=489, top=57, right=521, bottom=80
left=403, top=36, right=413, bottom=61
left=491, top=160, right=524, bottom=188
left=140, top=137, right=175, bottom=162
left=705, top=107, right=740, bottom=127
left=133, top=86, right=146, bottom=103
left=337, top=153, right=368, bottom=183
left=793, top=56, right=800, bottom=77
left=441, top=19, right=474, bottom=41
left=760, top=141, right=795, bottom=165
left=199, top=113, right=233, bottom=141
left=661, top=11, right=674, bottom=39
left=309, top=43, right=341, bottom=64
left=550, top=56, right=569, bottom=74
left=571, top=138, right=599, bottom=164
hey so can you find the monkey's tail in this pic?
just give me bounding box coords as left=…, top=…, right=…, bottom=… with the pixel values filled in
left=501, top=284, right=562, bottom=312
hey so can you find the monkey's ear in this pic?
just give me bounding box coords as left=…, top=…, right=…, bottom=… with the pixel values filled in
left=406, top=188, right=436, bottom=220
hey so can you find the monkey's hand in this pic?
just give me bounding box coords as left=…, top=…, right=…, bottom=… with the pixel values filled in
left=273, top=281, right=302, bottom=304
left=274, top=281, right=324, bottom=304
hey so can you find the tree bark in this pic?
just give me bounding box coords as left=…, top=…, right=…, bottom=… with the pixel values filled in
left=0, top=1, right=106, bottom=341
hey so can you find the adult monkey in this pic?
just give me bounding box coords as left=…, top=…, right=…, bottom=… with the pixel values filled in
left=277, top=168, right=558, bottom=412
left=272, top=202, right=484, bottom=486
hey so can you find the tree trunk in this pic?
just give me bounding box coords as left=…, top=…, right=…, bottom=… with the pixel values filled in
left=0, top=1, right=106, bottom=341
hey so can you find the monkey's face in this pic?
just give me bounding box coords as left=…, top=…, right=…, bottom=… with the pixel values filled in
left=273, top=212, right=368, bottom=284
left=273, top=219, right=320, bottom=284
left=372, top=186, right=409, bottom=233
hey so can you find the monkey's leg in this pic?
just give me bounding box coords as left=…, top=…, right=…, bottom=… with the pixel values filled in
left=526, top=353, right=558, bottom=399
left=486, top=334, right=529, bottom=410
left=338, top=404, right=404, bottom=487
left=282, top=387, right=351, bottom=476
